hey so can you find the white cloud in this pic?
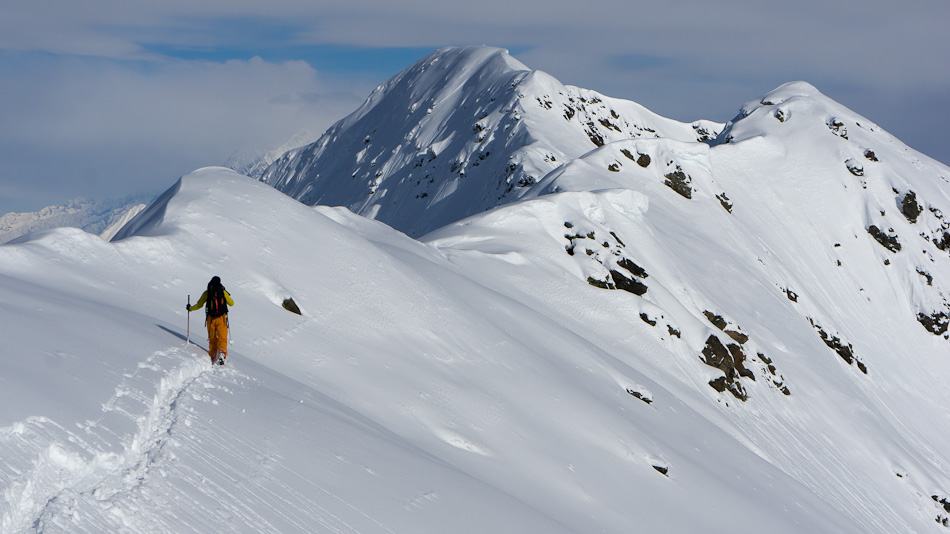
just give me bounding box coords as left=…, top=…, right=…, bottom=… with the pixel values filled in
left=0, top=55, right=369, bottom=212
left=1, top=0, right=948, bottom=212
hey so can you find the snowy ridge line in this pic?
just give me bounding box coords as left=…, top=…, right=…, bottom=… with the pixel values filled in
left=0, top=347, right=220, bottom=532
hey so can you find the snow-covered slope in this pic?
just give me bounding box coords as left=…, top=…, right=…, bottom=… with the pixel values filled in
left=422, top=79, right=950, bottom=530
left=0, top=197, right=148, bottom=244
left=5, top=45, right=950, bottom=533
left=3, top=159, right=950, bottom=532
left=261, top=46, right=720, bottom=237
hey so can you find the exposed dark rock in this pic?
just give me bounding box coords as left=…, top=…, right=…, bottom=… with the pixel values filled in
left=757, top=352, right=790, bottom=394
left=901, top=191, right=922, bottom=223
left=640, top=313, right=657, bottom=326
left=667, top=325, right=682, bottom=338
left=827, top=118, right=848, bottom=139
left=701, top=335, right=751, bottom=401
left=868, top=225, right=901, bottom=252
left=846, top=159, right=864, bottom=176
left=652, top=465, right=669, bottom=476
left=708, top=376, right=730, bottom=394
left=584, top=123, right=605, bottom=147
left=703, top=311, right=728, bottom=330
left=282, top=298, right=302, bottom=315
left=607, top=162, right=621, bottom=172
left=809, top=318, right=868, bottom=374
left=936, top=495, right=950, bottom=514
left=864, top=149, right=879, bottom=162
left=563, top=105, right=575, bottom=120
left=598, top=118, right=621, bottom=132
left=918, top=311, right=950, bottom=336
left=783, top=288, right=799, bottom=302
left=637, top=153, right=651, bottom=168
left=626, top=388, right=653, bottom=404
left=934, top=495, right=950, bottom=527
left=727, top=344, right=755, bottom=379
left=702, top=311, right=749, bottom=344
left=935, top=232, right=950, bottom=252
left=517, top=175, right=537, bottom=187
left=609, top=231, right=626, bottom=247
left=725, top=330, right=749, bottom=345
left=587, top=276, right=611, bottom=289
left=664, top=166, right=692, bottom=199
left=611, top=269, right=648, bottom=296
left=567, top=227, right=647, bottom=295
left=617, top=258, right=648, bottom=279
left=716, top=193, right=733, bottom=213
left=917, top=268, right=934, bottom=286
left=693, top=124, right=715, bottom=142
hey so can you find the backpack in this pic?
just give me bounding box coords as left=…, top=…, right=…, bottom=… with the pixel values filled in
left=206, top=281, right=229, bottom=318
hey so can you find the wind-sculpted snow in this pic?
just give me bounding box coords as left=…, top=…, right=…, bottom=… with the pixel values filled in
left=1, top=348, right=211, bottom=532
left=0, top=168, right=883, bottom=532
left=5, top=58, right=950, bottom=531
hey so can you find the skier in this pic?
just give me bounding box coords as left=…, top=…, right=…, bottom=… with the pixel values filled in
left=187, top=276, right=234, bottom=365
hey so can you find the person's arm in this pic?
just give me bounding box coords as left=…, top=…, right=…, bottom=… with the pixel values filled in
left=224, top=290, right=234, bottom=306
left=188, top=291, right=208, bottom=311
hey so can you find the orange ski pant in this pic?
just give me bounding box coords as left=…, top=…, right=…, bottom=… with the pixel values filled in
left=206, top=314, right=229, bottom=357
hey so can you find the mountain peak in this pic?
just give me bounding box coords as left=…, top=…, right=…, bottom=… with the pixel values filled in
left=718, top=80, right=884, bottom=146
left=261, top=46, right=716, bottom=237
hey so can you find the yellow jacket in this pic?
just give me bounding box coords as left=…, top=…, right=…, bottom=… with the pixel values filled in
left=188, top=290, right=234, bottom=312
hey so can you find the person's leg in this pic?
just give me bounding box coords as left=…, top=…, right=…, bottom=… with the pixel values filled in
left=208, top=315, right=228, bottom=361
left=207, top=317, right=220, bottom=363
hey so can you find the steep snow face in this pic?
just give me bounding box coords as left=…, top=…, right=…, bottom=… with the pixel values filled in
left=709, top=81, right=950, bottom=342
left=7, top=168, right=941, bottom=533
left=261, top=46, right=719, bottom=237
left=421, top=79, right=950, bottom=532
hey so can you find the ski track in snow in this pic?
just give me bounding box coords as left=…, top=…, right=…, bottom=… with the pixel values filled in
left=1, top=345, right=397, bottom=534
left=0, top=347, right=214, bottom=532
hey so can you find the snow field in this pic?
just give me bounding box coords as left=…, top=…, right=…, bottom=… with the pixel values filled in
left=5, top=53, right=950, bottom=530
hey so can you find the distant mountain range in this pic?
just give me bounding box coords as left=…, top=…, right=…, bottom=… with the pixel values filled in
left=225, top=129, right=318, bottom=180
left=0, top=197, right=148, bottom=244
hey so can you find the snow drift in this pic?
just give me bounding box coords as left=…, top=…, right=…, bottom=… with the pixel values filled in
left=4, top=45, right=950, bottom=533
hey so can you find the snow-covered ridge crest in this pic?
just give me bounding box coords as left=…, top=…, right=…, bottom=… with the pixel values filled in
left=112, top=167, right=297, bottom=241
left=716, top=81, right=948, bottom=173
left=261, top=45, right=720, bottom=237
left=5, top=165, right=950, bottom=531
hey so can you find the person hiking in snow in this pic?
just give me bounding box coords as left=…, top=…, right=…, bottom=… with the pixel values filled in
left=187, top=276, right=234, bottom=365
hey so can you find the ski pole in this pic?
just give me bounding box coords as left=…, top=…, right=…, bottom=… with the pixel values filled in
left=186, top=294, right=191, bottom=346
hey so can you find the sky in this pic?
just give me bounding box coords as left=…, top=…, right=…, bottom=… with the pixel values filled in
left=1, top=0, right=948, bottom=214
